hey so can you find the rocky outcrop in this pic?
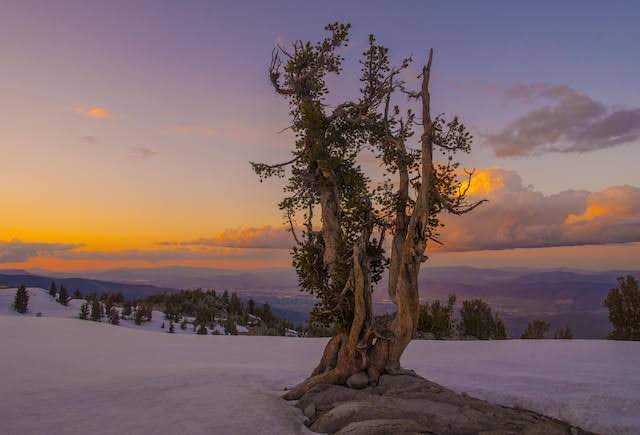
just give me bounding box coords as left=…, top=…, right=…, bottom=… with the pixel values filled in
left=293, top=374, right=595, bottom=434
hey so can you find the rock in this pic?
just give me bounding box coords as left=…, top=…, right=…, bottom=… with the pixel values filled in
left=346, top=371, right=369, bottom=389
left=335, top=418, right=432, bottom=435
left=296, top=384, right=364, bottom=412
left=311, top=401, right=401, bottom=433
left=295, top=373, right=597, bottom=434
left=303, top=403, right=316, bottom=419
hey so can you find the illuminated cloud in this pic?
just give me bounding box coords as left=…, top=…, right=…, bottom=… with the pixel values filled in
left=486, top=83, right=640, bottom=156
left=159, top=225, right=295, bottom=249
left=86, top=107, right=111, bottom=118
left=128, top=146, right=158, bottom=159
left=565, top=186, right=640, bottom=224
left=74, top=105, right=111, bottom=119
left=157, top=173, right=640, bottom=254
left=438, top=169, right=640, bottom=251
left=458, top=168, right=507, bottom=196
left=0, top=240, right=82, bottom=263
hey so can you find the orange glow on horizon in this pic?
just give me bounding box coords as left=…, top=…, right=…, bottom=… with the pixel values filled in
left=0, top=256, right=291, bottom=272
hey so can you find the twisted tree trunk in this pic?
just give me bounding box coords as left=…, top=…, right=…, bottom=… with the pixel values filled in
left=283, top=51, right=435, bottom=401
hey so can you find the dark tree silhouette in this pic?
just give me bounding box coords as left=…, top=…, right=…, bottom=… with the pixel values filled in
left=253, top=23, right=484, bottom=399
left=109, top=308, right=120, bottom=325
left=14, top=285, right=29, bottom=314
left=49, top=282, right=57, bottom=298
left=604, top=275, right=640, bottom=340
left=521, top=320, right=550, bottom=339
left=79, top=303, right=89, bottom=320
left=460, top=299, right=505, bottom=340
left=90, top=300, right=103, bottom=322
left=554, top=326, right=574, bottom=339
left=58, top=285, right=69, bottom=306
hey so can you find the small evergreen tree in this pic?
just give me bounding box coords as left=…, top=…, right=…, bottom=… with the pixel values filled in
left=168, top=320, right=175, bottom=333
left=221, top=290, right=230, bottom=307
left=109, top=308, right=120, bottom=325
left=554, top=326, right=574, bottom=339
left=104, top=298, right=113, bottom=317
left=112, top=292, right=125, bottom=303
left=418, top=294, right=456, bottom=339
left=58, top=285, right=69, bottom=306
left=494, top=315, right=507, bottom=339
left=229, top=293, right=242, bottom=315
left=225, top=317, right=238, bottom=335
left=49, top=282, right=57, bottom=298
left=255, top=302, right=273, bottom=323
left=90, top=300, right=102, bottom=321
left=247, top=298, right=256, bottom=315
left=521, top=319, right=549, bottom=339
left=143, top=304, right=153, bottom=321
left=72, top=289, right=82, bottom=299
left=14, top=285, right=29, bottom=314
left=604, top=275, right=640, bottom=340
left=122, top=301, right=132, bottom=318
left=460, top=299, right=499, bottom=340
left=79, top=303, right=89, bottom=320
left=197, top=324, right=208, bottom=335
left=134, top=307, right=145, bottom=325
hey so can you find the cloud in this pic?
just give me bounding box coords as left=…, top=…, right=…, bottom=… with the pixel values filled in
left=437, top=169, right=640, bottom=251
left=128, top=146, right=158, bottom=159
left=74, top=105, right=111, bottom=118
left=486, top=83, right=640, bottom=156
left=86, top=107, right=111, bottom=118
left=158, top=174, right=640, bottom=254
left=172, top=124, right=217, bottom=136
left=0, top=240, right=82, bottom=263
left=159, top=225, right=295, bottom=250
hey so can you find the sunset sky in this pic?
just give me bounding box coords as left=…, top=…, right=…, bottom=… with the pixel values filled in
left=1, top=1, right=639, bottom=271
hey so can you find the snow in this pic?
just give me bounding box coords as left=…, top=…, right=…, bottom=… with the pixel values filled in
left=0, top=287, right=225, bottom=335
left=1, top=288, right=639, bottom=434
left=0, top=286, right=84, bottom=318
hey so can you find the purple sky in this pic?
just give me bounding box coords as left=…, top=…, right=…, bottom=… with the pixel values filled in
left=1, top=1, right=639, bottom=270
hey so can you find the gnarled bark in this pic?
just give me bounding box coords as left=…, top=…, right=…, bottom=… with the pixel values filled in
left=319, top=163, right=343, bottom=276
left=284, top=51, right=436, bottom=401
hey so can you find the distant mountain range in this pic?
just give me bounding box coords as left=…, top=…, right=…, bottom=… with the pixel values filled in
left=3, top=266, right=637, bottom=338
left=0, top=271, right=175, bottom=299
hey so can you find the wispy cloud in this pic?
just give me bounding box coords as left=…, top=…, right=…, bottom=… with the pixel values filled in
left=0, top=240, right=83, bottom=263
left=128, top=146, right=158, bottom=160
left=159, top=225, right=295, bottom=250
left=486, top=83, right=640, bottom=156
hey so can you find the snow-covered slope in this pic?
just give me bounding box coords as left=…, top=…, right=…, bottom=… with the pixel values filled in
left=0, top=287, right=232, bottom=335
left=1, top=288, right=639, bottom=434
left=0, top=286, right=84, bottom=317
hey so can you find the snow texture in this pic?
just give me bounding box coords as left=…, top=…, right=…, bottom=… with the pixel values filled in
left=1, top=288, right=638, bottom=434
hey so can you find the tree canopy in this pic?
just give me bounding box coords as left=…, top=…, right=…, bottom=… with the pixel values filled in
left=253, top=23, right=485, bottom=399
